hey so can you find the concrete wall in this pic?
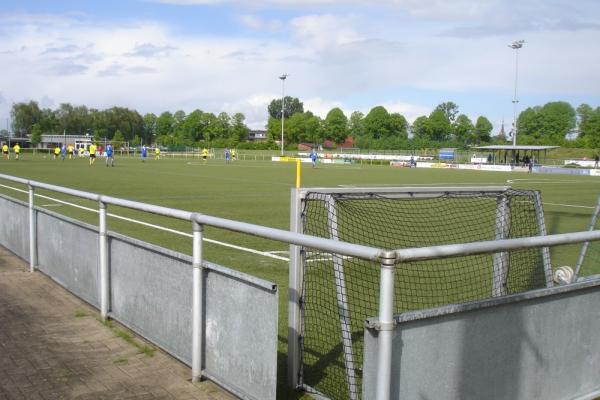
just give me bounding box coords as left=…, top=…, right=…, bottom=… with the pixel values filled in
left=0, top=196, right=29, bottom=260
left=0, top=194, right=278, bottom=400
left=362, top=278, right=600, bottom=400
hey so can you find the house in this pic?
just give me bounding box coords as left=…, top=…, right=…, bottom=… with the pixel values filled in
left=248, top=130, right=267, bottom=141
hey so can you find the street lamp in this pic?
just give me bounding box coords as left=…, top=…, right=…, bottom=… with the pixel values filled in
left=509, top=39, right=525, bottom=146
left=279, top=73, right=288, bottom=156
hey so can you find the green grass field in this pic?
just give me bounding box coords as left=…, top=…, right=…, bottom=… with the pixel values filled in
left=1, top=152, right=600, bottom=398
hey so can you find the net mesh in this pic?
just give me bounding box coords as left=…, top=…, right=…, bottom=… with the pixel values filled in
left=299, top=189, right=549, bottom=400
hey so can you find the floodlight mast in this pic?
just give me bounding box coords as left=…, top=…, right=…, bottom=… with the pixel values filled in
left=279, top=74, right=288, bottom=156
left=509, top=40, right=525, bottom=146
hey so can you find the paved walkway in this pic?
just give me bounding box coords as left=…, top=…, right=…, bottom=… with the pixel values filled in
left=0, top=246, right=236, bottom=400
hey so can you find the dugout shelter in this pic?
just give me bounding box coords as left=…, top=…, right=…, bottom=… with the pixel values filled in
left=472, top=145, right=559, bottom=165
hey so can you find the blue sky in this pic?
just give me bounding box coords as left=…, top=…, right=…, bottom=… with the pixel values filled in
left=1, top=0, right=600, bottom=132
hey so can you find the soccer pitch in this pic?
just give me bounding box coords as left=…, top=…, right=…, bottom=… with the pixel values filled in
left=1, top=153, right=599, bottom=398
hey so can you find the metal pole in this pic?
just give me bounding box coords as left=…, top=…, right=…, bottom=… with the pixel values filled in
left=99, top=201, right=109, bottom=321
left=575, top=195, right=600, bottom=279
left=280, top=74, right=287, bottom=156
left=28, top=185, right=37, bottom=272
left=376, top=253, right=396, bottom=400
left=326, top=195, right=358, bottom=399
left=288, top=188, right=303, bottom=389
left=192, top=219, right=204, bottom=383
left=509, top=40, right=524, bottom=146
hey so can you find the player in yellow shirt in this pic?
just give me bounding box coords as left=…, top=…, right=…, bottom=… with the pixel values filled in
left=67, top=145, right=74, bottom=159
left=13, top=144, right=20, bottom=160
left=202, top=148, right=209, bottom=164
left=2, top=144, right=8, bottom=159
left=155, top=147, right=160, bottom=160
left=231, top=149, right=237, bottom=161
left=78, top=147, right=84, bottom=157
left=54, top=146, right=60, bottom=159
left=89, top=144, right=97, bottom=165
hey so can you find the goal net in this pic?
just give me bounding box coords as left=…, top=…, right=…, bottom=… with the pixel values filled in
left=291, top=187, right=552, bottom=400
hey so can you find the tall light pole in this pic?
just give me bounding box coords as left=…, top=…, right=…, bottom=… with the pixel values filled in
left=279, top=74, right=288, bottom=156
left=509, top=40, right=525, bottom=146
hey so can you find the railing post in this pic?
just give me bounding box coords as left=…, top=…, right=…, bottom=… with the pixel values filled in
left=192, top=218, right=204, bottom=383
left=99, top=200, right=109, bottom=321
left=288, top=188, right=303, bottom=389
left=376, top=252, right=396, bottom=400
left=28, top=184, right=37, bottom=272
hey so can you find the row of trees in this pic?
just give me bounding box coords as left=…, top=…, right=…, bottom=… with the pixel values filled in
left=7, top=98, right=600, bottom=150
left=265, top=100, right=494, bottom=149
left=8, top=101, right=251, bottom=148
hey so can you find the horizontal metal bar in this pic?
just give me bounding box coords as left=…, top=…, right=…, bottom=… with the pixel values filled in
left=0, top=174, right=384, bottom=261
left=193, top=214, right=385, bottom=261
left=395, top=230, right=600, bottom=263
left=298, top=186, right=510, bottom=198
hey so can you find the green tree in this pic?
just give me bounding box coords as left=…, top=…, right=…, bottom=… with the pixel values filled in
left=411, top=116, right=431, bottom=140
left=143, top=113, right=157, bottom=143
left=112, top=129, right=125, bottom=145
left=268, top=97, right=304, bottom=119
left=363, top=106, right=391, bottom=139
left=156, top=112, right=174, bottom=136
left=11, top=101, right=41, bottom=135
left=323, top=108, right=348, bottom=143
left=389, top=113, right=408, bottom=140
left=348, top=111, right=365, bottom=138
left=453, top=114, right=474, bottom=145
left=31, top=123, right=42, bottom=146
left=434, top=101, right=459, bottom=123
left=231, top=113, right=249, bottom=143
left=428, top=110, right=451, bottom=141
left=474, top=116, right=493, bottom=144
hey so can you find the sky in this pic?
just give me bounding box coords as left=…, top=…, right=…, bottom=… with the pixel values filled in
left=1, top=0, right=600, bottom=132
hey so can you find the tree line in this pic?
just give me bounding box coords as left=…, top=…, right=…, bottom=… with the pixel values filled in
left=7, top=101, right=252, bottom=149
left=6, top=98, right=600, bottom=150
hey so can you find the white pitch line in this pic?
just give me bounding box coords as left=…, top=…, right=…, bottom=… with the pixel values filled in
left=0, top=183, right=288, bottom=262
left=542, top=202, right=595, bottom=209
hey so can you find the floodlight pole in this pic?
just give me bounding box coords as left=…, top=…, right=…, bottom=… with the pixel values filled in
left=280, top=74, right=288, bottom=156
left=509, top=40, right=525, bottom=146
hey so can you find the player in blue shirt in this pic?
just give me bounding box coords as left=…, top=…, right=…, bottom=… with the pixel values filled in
left=141, top=145, right=147, bottom=162
left=224, top=148, right=231, bottom=164
left=106, top=144, right=114, bottom=167
left=310, top=149, right=318, bottom=168
left=60, top=144, right=67, bottom=161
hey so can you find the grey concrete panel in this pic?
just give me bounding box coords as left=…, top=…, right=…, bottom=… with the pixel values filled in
left=36, top=211, right=99, bottom=307
left=204, top=268, right=278, bottom=400
left=0, top=196, right=30, bottom=260
left=109, top=235, right=193, bottom=364
left=363, top=281, right=600, bottom=400
left=109, top=233, right=279, bottom=400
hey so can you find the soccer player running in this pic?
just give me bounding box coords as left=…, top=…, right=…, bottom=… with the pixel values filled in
left=155, top=147, right=160, bottom=160
left=67, top=145, right=74, bottom=159
left=89, top=143, right=97, bottom=165
left=60, top=144, right=67, bottom=161
left=310, top=148, right=318, bottom=168
left=106, top=143, right=114, bottom=167
left=231, top=148, right=236, bottom=161
left=224, top=148, right=231, bottom=164
left=2, top=144, right=8, bottom=159
left=54, top=146, right=60, bottom=159
left=141, top=145, right=148, bottom=162
left=13, top=143, right=20, bottom=160
left=202, top=148, right=209, bottom=164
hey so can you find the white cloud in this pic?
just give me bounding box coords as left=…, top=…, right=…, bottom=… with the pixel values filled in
left=1, top=4, right=599, bottom=134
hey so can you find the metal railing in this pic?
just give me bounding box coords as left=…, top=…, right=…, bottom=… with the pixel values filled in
left=3, top=172, right=600, bottom=400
